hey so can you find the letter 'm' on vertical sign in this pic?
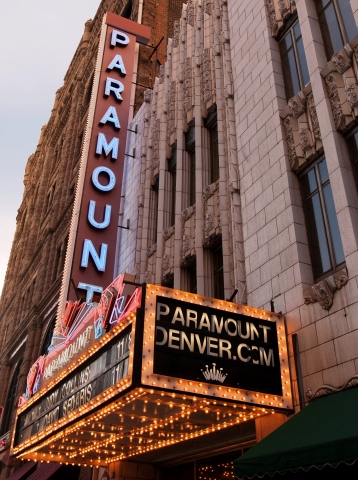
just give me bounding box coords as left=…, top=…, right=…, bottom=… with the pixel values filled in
left=59, top=14, right=150, bottom=310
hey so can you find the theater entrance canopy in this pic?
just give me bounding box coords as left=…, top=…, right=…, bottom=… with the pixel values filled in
left=12, top=281, right=292, bottom=467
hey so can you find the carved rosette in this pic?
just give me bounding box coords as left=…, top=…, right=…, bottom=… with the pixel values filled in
left=173, top=20, right=180, bottom=48
left=167, top=80, right=176, bottom=137
left=288, top=93, right=306, bottom=118
left=307, top=92, right=321, bottom=139
left=202, top=48, right=213, bottom=103
left=187, top=0, right=195, bottom=26
left=303, top=268, right=348, bottom=310
left=331, top=48, right=352, bottom=75
left=325, top=74, right=345, bottom=131
left=283, top=117, right=298, bottom=170
left=184, top=57, right=193, bottom=113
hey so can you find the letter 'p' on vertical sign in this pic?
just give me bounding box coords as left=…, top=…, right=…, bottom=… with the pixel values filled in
left=60, top=14, right=150, bottom=307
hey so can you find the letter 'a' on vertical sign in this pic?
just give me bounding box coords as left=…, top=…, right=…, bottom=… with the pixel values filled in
left=58, top=14, right=150, bottom=314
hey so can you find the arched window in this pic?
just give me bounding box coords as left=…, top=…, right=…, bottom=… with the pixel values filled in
left=1, top=360, right=22, bottom=435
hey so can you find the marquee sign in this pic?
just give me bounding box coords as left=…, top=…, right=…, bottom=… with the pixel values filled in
left=60, top=13, right=150, bottom=306
left=13, top=285, right=292, bottom=466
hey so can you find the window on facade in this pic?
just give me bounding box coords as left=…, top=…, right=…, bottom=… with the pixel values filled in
left=346, top=129, right=358, bottom=189
left=149, top=175, right=159, bottom=245
left=279, top=19, right=310, bottom=99
left=300, top=157, right=345, bottom=279
left=185, top=126, right=196, bottom=207
left=316, top=0, right=358, bottom=59
left=168, top=147, right=177, bottom=227
left=0, top=360, right=22, bottom=435
left=205, top=112, right=220, bottom=184
left=212, top=244, right=225, bottom=300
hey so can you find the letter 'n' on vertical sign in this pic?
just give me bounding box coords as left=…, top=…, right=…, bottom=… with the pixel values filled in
left=58, top=14, right=150, bottom=312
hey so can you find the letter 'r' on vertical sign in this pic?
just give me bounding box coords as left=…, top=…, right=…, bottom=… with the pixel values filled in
left=81, top=239, right=108, bottom=272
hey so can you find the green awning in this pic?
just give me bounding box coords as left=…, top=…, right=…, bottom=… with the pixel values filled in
left=234, top=387, right=358, bottom=479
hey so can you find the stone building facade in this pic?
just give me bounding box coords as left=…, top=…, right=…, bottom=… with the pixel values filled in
left=2, top=0, right=358, bottom=478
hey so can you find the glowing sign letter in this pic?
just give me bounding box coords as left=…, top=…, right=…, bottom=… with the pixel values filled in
left=77, top=282, right=103, bottom=303
left=99, top=106, right=120, bottom=129
left=81, top=240, right=108, bottom=272
left=92, top=166, right=116, bottom=192
left=107, top=55, right=127, bottom=76
left=110, top=30, right=130, bottom=47
left=88, top=200, right=112, bottom=229
left=96, top=133, right=119, bottom=159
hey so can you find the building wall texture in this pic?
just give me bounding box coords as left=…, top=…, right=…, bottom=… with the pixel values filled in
left=1, top=0, right=358, bottom=478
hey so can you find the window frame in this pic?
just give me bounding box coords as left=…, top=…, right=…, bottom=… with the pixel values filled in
left=300, top=156, right=345, bottom=281
left=278, top=17, right=310, bottom=100
left=316, top=0, right=358, bottom=59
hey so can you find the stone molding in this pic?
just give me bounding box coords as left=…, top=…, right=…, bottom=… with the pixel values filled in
left=281, top=87, right=322, bottom=172
left=265, top=0, right=296, bottom=38
left=321, top=42, right=358, bottom=132
left=303, top=268, right=348, bottom=310
left=306, top=374, right=358, bottom=401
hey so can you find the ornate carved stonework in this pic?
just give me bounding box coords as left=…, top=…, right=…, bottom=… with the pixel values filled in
left=303, top=268, right=348, bottom=310
left=288, top=93, right=306, bottom=118
left=184, top=57, right=193, bottom=113
left=298, top=128, right=313, bottom=152
left=203, top=0, right=212, bottom=15
left=306, top=374, right=358, bottom=401
left=306, top=92, right=321, bottom=139
left=204, top=213, right=214, bottom=239
left=187, top=0, right=195, bottom=26
left=266, top=0, right=279, bottom=37
left=162, top=253, right=170, bottom=272
left=181, top=234, right=190, bottom=255
left=325, top=74, right=345, bottom=131
left=144, top=270, right=153, bottom=284
left=163, top=226, right=175, bottom=241
left=167, top=80, right=176, bottom=136
left=144, top=89, right=152, bottom=103
left=173, top=20, right=180, bottom=48
left=331, top=48, right=352, bottom=75
left=345, top=83, right=358, bottom=109
left=202, top=48, right=212, bottom=103
left=147, top=244, right=157, bottom=258
left=278, top=0, right=289, bottom=19
left=152, top=119, right=160, bottom=170
left=159, top=65, right=165, bottom=84
left=283, top=116, right=298, bottom=170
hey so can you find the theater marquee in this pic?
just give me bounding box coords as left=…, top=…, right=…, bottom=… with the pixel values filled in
left=13, top=285, right=292, bottom=467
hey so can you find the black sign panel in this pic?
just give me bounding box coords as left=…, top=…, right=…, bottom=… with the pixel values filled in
left=15, top=326, right=132, bottom=447
left=154, top=296, right=282, bottom=395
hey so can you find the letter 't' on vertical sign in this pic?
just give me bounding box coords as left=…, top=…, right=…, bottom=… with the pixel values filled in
left=60, top=14, right=150, bottom=308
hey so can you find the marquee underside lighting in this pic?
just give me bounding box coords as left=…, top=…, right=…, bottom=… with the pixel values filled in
left=14, top=388, right=274, bottom=467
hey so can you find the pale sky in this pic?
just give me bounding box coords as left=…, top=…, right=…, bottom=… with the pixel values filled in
left=0, top=0, right=101, bottom=295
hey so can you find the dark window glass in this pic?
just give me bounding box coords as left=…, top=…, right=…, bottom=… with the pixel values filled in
left=317, top=0, right=358, bottom=59
left=186, top=126, right=196, bottom=206
left=1, top=361, right=22, bottom=435
left=279, top=20, right=310, bottom=99
left=188, top=263, right=197, bottom=294
left=168, top=148, right=177, bottom=227
left=149, top=175, right=159, bottom=244
left=206, top=112, right=220, bottom=183
left=41, top=317, right=56, bottom=355
left=213, top=245, right=225, bottom=299
left=301, top=158, right=345, bottom=279
left=346, top=130, right=358, bottom=188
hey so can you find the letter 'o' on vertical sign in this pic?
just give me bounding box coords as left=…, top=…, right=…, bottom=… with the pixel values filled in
left=88, top=200, right=112, bottom=229
left=92, top=166, right=116, bottom=192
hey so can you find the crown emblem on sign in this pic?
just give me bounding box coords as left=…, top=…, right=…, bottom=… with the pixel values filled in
left=201, top=363, right=228, bottom=383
